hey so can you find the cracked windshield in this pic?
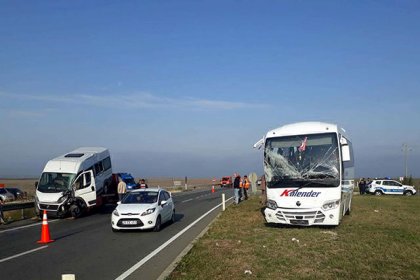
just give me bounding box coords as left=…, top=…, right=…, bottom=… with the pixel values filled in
left=37, top=172, right=76, bottom=193
left=264, top=133, right=340, bottom=188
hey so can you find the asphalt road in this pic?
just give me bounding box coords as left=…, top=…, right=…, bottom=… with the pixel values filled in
left=0, top=187, right=234, bottom=280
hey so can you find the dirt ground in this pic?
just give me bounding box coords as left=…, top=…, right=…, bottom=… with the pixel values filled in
left=0, top=177, right=216, bottom=198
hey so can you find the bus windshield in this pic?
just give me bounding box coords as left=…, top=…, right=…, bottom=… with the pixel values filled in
left=37, top=172, right=76, bottom=193
left=264, top=132, right=340, bottom=188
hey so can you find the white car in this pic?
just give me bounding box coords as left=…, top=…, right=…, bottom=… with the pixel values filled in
left=367, top=180, right=417, bottom=196
left=111, top=188, right=175, bottom=232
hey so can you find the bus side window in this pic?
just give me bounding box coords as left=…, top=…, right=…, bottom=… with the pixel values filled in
left=94, top=162, right=104, bottom=175
left=103, top=157, right=111, bottom=171
left=74, top=176, right=82, bottom=190
left=84, top=172, right=92, bottom=187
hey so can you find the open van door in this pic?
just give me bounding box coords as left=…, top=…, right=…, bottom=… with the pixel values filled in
left=73, top=170, right=97, bottom=207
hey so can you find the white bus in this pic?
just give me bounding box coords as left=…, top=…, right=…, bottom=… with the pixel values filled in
left=35, top=147, right=114, bottom=218
left=254, top=122, right=354, bottom=226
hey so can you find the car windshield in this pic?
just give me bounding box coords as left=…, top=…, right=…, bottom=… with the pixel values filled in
left=122, top=191, right=158, bottom=204
left=264, top=132, right=340, bottom=188
left=37, top=172, right=76, bottom=193
left=222, top=177, right=229, bottom=181
left=124, top=178, right=136, bottom=185
left=0, top=189, right=7, bottom=194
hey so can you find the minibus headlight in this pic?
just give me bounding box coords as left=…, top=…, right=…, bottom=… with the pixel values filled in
left=322, top=200, right=340, bottom=210
left=57, top=195, right=67, bottom=203
left=266, top=200, right=278, bottom=210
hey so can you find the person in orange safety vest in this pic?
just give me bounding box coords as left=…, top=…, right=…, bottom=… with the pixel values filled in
left=242, top=175, right=250, bottom=200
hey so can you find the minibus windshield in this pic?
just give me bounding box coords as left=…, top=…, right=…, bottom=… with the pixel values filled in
left=37, top=172, right=76, bottom=193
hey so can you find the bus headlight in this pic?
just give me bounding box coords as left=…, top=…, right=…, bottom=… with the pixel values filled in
left=57, top=195, right=67, bottom=203
left=322, top=200, right=340, bottom=210
left=266, top=200, right=278, bottom=210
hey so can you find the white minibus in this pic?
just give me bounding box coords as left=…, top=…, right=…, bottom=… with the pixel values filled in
left=35, top=147, right=114, bottom=218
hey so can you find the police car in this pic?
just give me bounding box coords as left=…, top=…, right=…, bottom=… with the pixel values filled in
left=366, top=179, right=417, bottom=196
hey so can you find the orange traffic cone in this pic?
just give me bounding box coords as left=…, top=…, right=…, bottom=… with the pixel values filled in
left=211, top=185, right=215, bottom=193
left=37, top=210, right=54, bottom=244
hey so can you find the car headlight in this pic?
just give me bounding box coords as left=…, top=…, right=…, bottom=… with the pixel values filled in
left=266, top=200, right=278, bottom=210
left=322, top=200, right=340, bottom=211
left=112, top=209, right=120, bottom=217
left=141, top=208, right=156, bottom=216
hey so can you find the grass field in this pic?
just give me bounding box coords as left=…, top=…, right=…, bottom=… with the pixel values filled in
left=168, top=194, right=420, bottom=280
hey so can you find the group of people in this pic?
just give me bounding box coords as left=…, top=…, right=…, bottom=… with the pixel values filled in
left=233, top=174, right=250, bottom=204
left=117, top=178, right=149, bottom=201
left=358, top=178, right=371, bottom=195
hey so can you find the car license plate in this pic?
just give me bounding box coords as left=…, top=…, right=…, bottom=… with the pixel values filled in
left=122, top=220, right=137, bottom=225
left=290, top=220, right=308, bottom=225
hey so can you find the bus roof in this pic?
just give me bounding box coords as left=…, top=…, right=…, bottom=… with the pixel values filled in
left=42, top=147, right=109, bottom=174
left=254, top=122, right=349, bottom=149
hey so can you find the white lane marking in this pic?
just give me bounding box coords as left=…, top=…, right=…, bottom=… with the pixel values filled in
left=115, top=196, right=234, bottom=280
left=181, top=198, right=193, bottom=203
left=0, top=219, right=60, bottom=234
left=0, top=245, right=48, bottom=263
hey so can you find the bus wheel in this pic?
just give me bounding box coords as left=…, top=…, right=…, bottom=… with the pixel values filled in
left=345, top=201, right=351, bottom=215
left=374, top=190, right=382, bottom=196
left=70, top=204, right=82, bottom=218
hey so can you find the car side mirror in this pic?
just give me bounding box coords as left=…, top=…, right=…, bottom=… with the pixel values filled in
left=117, top=201, right=121, bottom=205
left=160, top=200, right=167, bottom=206
left=35, top=181, right=38, bottom=188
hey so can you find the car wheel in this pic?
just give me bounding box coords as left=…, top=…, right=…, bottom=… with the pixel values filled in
left=111, top=227, right=119, bottom=232
left=404, top=191, right=413, bottom=196
left=170, top=210, right=175, bottom=224
left=374, top=190, right=382, bottom=196
left=153, top=216, right=161, bottom=232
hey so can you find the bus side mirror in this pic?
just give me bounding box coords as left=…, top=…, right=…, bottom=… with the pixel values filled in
left=342, top=145, right=351, bottom=161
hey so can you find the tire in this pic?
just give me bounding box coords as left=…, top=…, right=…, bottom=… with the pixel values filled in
left=374, top=190, right=382, bottom=196
left=345, top=199, right=351, bottom=215
left=153, top=216, right=161, bottom=232
left=170, top=210, right=176, bottom=224
left=69, top=204, right=82, bottom=218
left=111, top=227, right=119, bottom=232
left=404, top=191, right=413, bottom=196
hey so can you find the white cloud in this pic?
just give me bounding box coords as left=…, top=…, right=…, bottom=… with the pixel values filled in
left=0, top=91, right=268, bottom=110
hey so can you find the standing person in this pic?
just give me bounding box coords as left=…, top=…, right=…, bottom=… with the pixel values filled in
left=359, top=178, right=365, bottom=195
left=233, top=175, right=241, bottom=204
left=117, top=177, right=126, bottom=201
left=242, top=175, right=250, bottom=200
left=238, top=175, right=243, bottom=202
left=139, top=179, right=148, bottom=188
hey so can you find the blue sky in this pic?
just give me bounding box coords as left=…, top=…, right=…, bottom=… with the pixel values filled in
left=1, top=1, right=419, bottom=178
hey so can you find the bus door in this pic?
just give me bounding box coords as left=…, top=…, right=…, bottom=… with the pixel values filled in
left=74, top=170, right=97, bottom=206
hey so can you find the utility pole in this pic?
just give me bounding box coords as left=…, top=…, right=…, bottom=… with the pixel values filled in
left=402, top=143, right=412, bottom=178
